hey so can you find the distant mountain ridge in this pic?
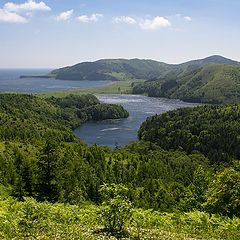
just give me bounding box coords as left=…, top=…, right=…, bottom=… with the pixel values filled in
left=51, top=55, right=239, bottom=81
left=50, top=55, right=240, bottom=104
left=51, top=58, right=170, bottom=81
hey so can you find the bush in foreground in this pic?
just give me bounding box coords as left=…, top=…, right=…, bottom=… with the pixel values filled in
left=98, top=184, right=133, bottom=233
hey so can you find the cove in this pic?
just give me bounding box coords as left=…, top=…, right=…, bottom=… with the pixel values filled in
left=74, top=94, right=199, bottom=148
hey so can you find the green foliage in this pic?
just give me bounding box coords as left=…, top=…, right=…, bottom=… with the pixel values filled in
left=0, top=197, right=98, bottom=239
left=0, top=138, right=210, bottom=210
left=181, top=166, right=211, bottom=211
left=204, top=167, right=240, bottom=217
left=36, top=141, right=60, bottom=202
left=98, top=184, right=133, bottom=233
left=48, top=94, right=99, bottom=108
left=0, top=197, right=239, bottom=239
left=0, top=93, right=239, bottom=220
left=131, top=209, right=240, bottom=240
left=83, top=103, right=129, bottom=120
left=133, top=64, right=240, bottom=104
left=0, top=93, right=129, bottom=142
left=0, top=92, right=240, bottom=238
left=138, top=104, right=240, bottom=164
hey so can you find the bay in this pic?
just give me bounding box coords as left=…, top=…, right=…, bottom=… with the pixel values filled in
left=0, top=69, right=111, bottom=93
left=74, top=94, right=199, bottom=148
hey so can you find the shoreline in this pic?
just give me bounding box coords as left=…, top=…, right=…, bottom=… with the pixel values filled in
left=37, top=80, right=142, bottom=98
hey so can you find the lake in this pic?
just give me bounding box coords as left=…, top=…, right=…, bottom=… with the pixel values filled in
left=0, top=69, right=111, bottom=93
left=0, top=70, right=199, bottom=147
left=74, top=94, right=199, bottom=148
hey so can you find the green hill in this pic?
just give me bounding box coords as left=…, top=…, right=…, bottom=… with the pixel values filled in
left=51, top=55, right=239, bottom=82
left=0, top=93, right=129, bottom=142
left=50, top=55, right=240, bottom=103
left=138, top=103, right=240, bottom=163
left=172, top=64, right=240, bottom=103
left=51, top=59, right=171, bottom=81
left=133, top=64, right=240, bottom=104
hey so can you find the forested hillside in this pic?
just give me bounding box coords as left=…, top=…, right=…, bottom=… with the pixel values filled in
left=0, top=93, right=239, bottom=239
left=133, top=64, right=240, bottom=104
left=0, top=93, right=128, bottom=142
left=138, top=104, right=240, bottom=164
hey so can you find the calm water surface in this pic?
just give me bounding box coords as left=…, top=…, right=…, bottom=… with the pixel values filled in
left=74, top=94, right=199, bottom=147
left=0, top=69, right=111, bottom=92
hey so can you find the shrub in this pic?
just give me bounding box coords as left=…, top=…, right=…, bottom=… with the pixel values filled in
left=98, top=184, right=133, bottom=233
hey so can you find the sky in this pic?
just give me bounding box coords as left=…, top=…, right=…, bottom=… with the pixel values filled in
left=0, top=0, right=239, bottom=68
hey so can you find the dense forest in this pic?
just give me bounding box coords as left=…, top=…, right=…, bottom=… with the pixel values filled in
left=0, top=93, right=128, bottom=142
left=0, top=93, right=239, bottom=239
left=138, top=104, right=240, bottom=164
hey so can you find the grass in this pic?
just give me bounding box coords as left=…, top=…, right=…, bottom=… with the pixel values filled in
left=37, top=80, right=143, bottom=98
left=0, top=197, right=239, bottom=240
left=0, top=143, right=5, bottom=153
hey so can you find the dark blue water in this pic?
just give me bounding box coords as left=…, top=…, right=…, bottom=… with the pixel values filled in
left=74, top=94, right=199, bottom=148
left=0, top=69, right=111, bottom=93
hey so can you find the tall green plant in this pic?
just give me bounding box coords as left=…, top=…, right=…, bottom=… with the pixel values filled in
left=98, top=184, right=133, bottom=233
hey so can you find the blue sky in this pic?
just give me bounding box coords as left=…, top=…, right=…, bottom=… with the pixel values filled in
left=0, top=0, right=239, bottom=68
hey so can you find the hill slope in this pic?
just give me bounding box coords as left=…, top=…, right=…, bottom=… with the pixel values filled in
left=51, top=55, right=239, bottom=81
left=138, top=103, right=240, bottom=163
left=0, top=93, right=129, bottom=142
left=133, top=64, right=240, bottom=104
left=51, top=59, right=171, bottom=81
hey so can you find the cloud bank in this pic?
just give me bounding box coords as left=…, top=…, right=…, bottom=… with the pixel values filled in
left=113, top=15, right=171, bottom=30
left=0, top=8, right=27, bottom=23
left=4, top=0, right=51, bottom=13
left=0, top=0, right=51, bottom=23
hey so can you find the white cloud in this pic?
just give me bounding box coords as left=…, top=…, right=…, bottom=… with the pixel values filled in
left=55, top=9, right=74, bottom=21
left=113, top=16, right=137, bottom=25
left=175, top=14, right=192, bottom=22
left=139, top=16, right=171, bottom=30
left=184, top=16, right=192, bottom=21
left=0, top=8, right=27, bottom=23
left=4, top=0, right=51, bottom=13
left=77, top=13, right=103, bottom=23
